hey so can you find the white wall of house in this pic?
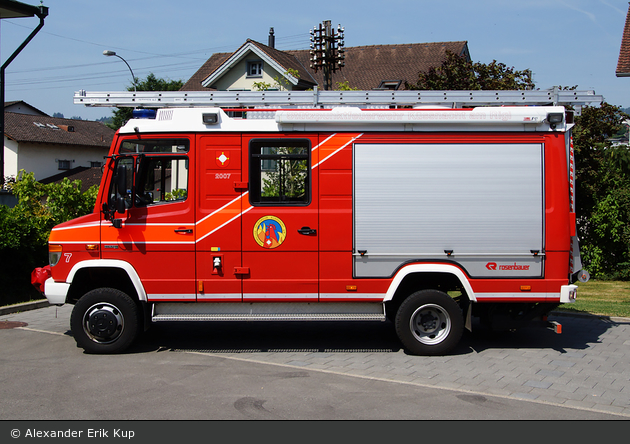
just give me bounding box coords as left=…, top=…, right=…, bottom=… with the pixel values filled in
left=4, top=140, right=108, bottom=181
left=212, top=55, right=288, bottom=91
left=3, top=137, right=19, bottom=179
left=4, top=103, right=45, bottom=116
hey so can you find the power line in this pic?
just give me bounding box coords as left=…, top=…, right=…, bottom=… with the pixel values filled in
left=2, top=20, right=312, bottom=94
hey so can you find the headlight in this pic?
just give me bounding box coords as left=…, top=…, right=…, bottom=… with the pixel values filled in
left=49, top=244, right=62, bottom=267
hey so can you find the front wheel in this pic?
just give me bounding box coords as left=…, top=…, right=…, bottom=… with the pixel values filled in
left=395, top=290, right=464, bottom=356
left=70, top=288, right=140, bottom=354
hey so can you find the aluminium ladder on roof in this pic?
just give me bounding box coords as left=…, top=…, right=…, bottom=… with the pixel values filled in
left=73, top=88, right=603, bottom=110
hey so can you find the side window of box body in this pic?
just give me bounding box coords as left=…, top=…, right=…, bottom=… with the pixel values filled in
left=249, top=139, right=311, bottom=206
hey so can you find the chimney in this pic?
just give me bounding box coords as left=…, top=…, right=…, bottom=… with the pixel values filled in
left=268, top=27, right=275, bottom=48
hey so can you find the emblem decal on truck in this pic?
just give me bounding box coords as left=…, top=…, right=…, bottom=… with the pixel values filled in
left=254, top=216, right=286, bottom=249
left=216, top=151, right=230, bottom=167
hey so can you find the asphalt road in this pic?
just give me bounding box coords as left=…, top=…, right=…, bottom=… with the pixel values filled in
left=1, top=304, right=629, bottom=421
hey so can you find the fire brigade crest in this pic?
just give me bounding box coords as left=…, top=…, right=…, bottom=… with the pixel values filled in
left=254, top=216, right=287, bottom=249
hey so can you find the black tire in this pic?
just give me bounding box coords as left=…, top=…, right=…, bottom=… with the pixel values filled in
left=70, top=288, right=140, bottom=354
left=395, top=290, right=464, bottom=356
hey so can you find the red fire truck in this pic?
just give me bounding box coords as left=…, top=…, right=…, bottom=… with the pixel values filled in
left=33, top=89, right=598, bottom=355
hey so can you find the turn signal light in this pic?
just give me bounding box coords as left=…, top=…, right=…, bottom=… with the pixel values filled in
left=49, top=244, right=62, bottom=267
left=520, top=285, right=532, bottom=291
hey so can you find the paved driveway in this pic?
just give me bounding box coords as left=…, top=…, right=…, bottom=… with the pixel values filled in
left=1, top=304, right=629, bottom=419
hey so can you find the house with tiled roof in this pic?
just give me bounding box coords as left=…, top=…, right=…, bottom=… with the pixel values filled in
left=618, top=3, right=630, bottom=77
left=181, top=30, right=470, bottom=92
left=3, top=110, right=114, bottom=182
left=4, top=100, right=47, bottom=116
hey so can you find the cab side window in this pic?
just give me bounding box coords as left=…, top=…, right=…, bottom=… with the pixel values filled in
left=135, top=156, right=189, bottom=206
left=108, top=138, right=190, bottom=209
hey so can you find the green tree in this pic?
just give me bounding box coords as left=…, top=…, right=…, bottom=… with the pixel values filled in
left=573, top=104, right=630, bottom=279
left=405, top=50, right=534, bottom=91
left=0, top=171, right=98, bottom=304
left=109, top=73, right=184, bottom=130
left=335, top=80, right=359, bottom=91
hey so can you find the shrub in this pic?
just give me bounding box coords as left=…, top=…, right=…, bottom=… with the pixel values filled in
left=0, top=171, right=98, bottom=305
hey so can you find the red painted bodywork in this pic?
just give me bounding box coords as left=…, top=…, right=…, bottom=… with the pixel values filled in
left=47, top=128, right=574, bottom=304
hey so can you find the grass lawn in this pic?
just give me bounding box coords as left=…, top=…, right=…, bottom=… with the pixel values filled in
left=555, top=280, right=630, bottom=318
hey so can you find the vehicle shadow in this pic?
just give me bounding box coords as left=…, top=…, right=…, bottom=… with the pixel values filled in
left=125, top=313, right=625, bottom=356
left=130, top=320, right=403, bottom=354
left=452, top=313, right=627, bottom=355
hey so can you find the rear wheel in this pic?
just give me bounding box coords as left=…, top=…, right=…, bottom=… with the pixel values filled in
left=395, top=290, right=464, bottom=355
left=70, top=288, right=140, bottom=354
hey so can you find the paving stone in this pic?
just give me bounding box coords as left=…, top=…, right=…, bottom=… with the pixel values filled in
left=3, top=306, right=630, bottom=418
left=536, top=369, right=565, bottom=378
left=524, top=380, right=552, bottom=389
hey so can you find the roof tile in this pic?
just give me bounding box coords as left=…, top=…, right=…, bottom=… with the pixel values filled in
left=3, top=112, right=114, bottom=148
left=617, top=4, right=630, bottom=76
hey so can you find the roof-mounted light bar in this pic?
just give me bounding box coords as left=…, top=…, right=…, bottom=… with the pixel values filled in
left=132, top=109, right=157, bottom=119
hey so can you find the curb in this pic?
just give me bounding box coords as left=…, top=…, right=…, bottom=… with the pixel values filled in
left=0, top=300, right=50, bottom=316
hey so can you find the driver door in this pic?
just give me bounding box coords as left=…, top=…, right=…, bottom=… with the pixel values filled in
left=101, top=136, right=196, bottom=301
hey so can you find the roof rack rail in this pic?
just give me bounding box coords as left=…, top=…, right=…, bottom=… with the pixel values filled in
left=74, top=87, right=603, bottom=110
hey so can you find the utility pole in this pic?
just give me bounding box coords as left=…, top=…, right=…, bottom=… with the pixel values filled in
left=309, top=20, right=345, bottom=91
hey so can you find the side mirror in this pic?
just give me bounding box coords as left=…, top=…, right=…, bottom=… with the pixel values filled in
left=102, top=202, right=110, bottom=221
left=113, top=163, right=128, bottom=215
left=116, top=196, right=126, bottom=214
left=104, top=161, right=130, bottom=228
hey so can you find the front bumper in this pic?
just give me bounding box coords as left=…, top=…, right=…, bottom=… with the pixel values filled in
left=44, top=278, right=70, bottom=305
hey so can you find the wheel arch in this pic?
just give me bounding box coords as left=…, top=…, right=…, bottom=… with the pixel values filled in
left=383, top=264, right=476, bottom=317
left=65, top=260, right=147, bottom=304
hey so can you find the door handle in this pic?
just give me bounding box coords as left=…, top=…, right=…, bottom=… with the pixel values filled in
left=174, top=228, right=193, bottom=234
left=297, top=227, right=317, bottom=236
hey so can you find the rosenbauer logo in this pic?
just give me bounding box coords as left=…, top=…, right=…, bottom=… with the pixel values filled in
left=486, top=262, right=530, bottom=271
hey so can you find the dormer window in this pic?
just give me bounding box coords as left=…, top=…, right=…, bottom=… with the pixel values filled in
left=377, top=80, right=402, bottom=90
left=247, top=61, right=263, bottom=78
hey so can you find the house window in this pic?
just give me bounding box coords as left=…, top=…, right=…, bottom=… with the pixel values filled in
left=247, top=61, right=263, bottom=78
left=58, top=160, right=71, bottom=170
left=90, top=161, right=102, bottom=168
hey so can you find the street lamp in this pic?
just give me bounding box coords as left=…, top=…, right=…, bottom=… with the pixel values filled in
left=103, top=50, right=136, bottom=91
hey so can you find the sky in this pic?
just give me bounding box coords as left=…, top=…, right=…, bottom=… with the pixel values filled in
left=1, top=0, right=629, bottom=121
